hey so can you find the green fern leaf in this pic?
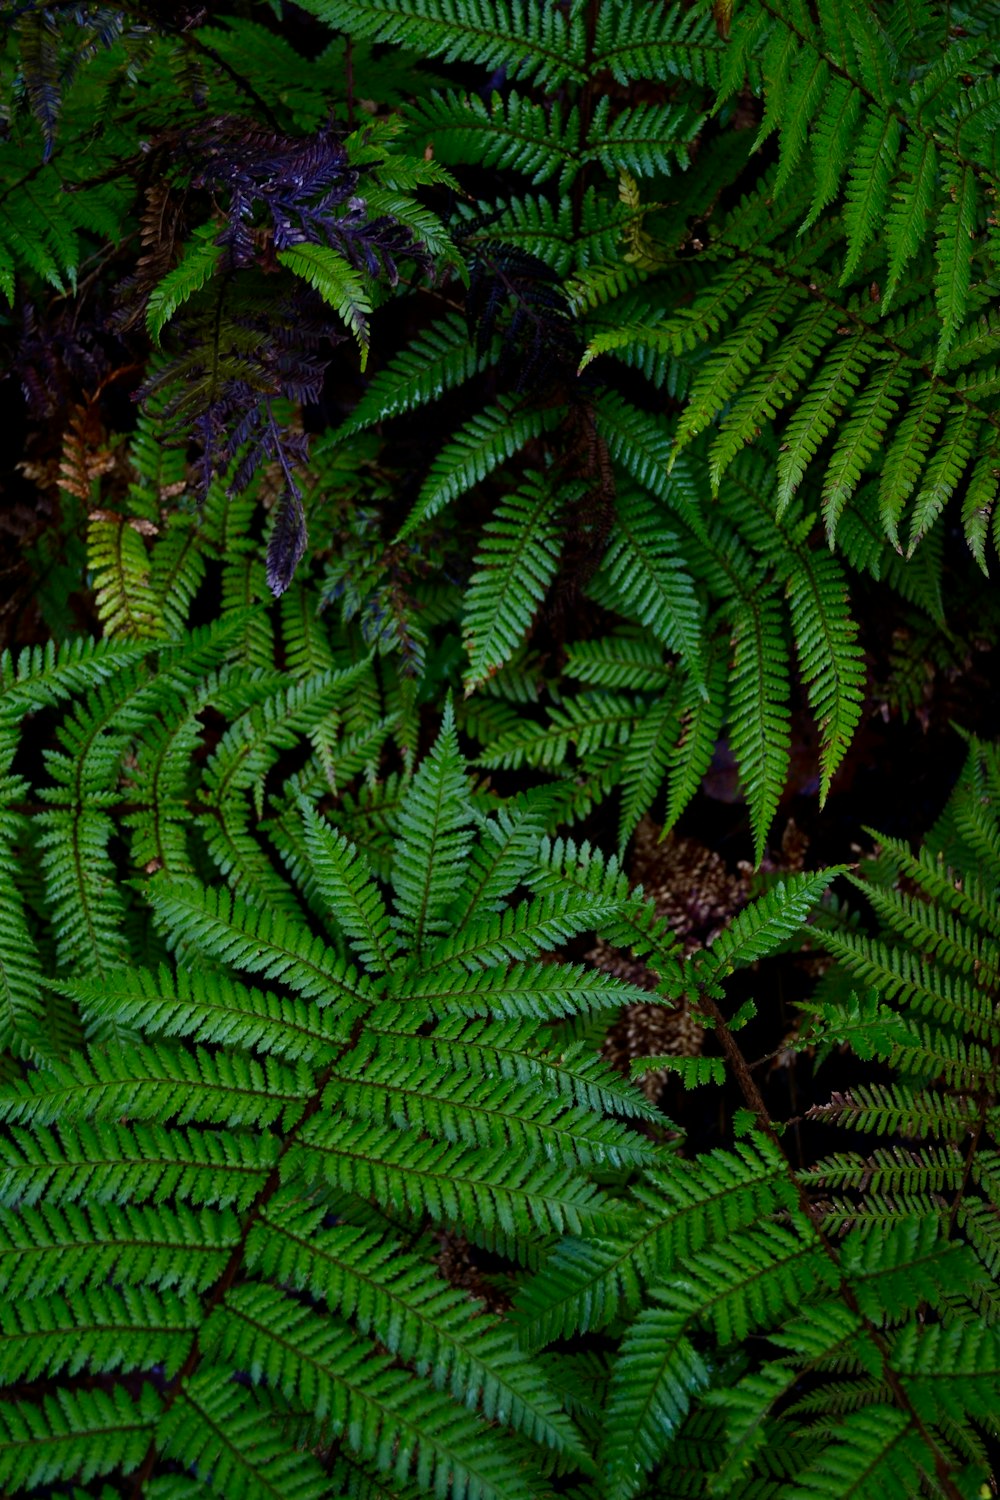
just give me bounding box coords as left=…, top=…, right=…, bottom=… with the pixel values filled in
left=776, top=335, right=871, bottom=513
left=278, top=243, right=373, bottom=367
left=783, top=551, right=865, bottom=801
left=876, top=381, right=948, bottom=550
left=840, top=110, right=901, bottom=283
left=820, top=361, right=909, bottom=543
left=404, top=88, right=580, bottom=188
left=597, top=487, right=705, bottom=690
left=602, top=1304, right=712, bottom=1500
left=300, top=804, right=398, bottom=972
left=338, top=311, right=488, bottom=438
left=702, top=870, right=843, bottom=978
left=146, top=223, right=221, bottom=344
left=87, top=513, right=166, bottom=641
left=0, top=1384, right=160, bottom=1492
left=617, top=689, right=682, bottom=849
left=961, top=451, right=1000, bottom=574
left=462, top=473, right=564, bottom=691
left=397, top=398, right=563, bottom=541
left=566, top=633, right=673, bottom=692
left=585, top=98, right=703, bottom=179
left=147, top=880, right=370, bottom=1010
left=663, top=646, right=727, bottom=831
left=726, top=592, right=791, bottom=866
left=203, top=1283, right=542, bottom=1500
left=905, top=404, right=979, bottom=557
left=801, top=74, right=861, bottom=231
left=933, top=162, right=978, bottom=374
left=298, top=0, right=587, bottom=87
left=392, top=700, right=473, bottom=949
left=882, top=134, right=937, bottom=311
left=0, top=740, right=44, bottom=1056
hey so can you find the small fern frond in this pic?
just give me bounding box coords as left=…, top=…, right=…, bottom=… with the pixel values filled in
left=782, top=551, right=865, bottom=802
left=299, top=805, right=399, bottom=973
left=338, top=312, right=489, bottom=437
left=726, top=591, right=791, bottom=866
left=462, top=473, right=564, bottom=692
left=392, top=700, right=474, bottom=949
left=278, top=243, right=374, bottom=367
left=146, top=222, right=222, bottom=344
left=397, top=398, right=564, bottom=541
left=597, top=487, right=705, bottom=691
left=298, top=0, right=587, bottom=87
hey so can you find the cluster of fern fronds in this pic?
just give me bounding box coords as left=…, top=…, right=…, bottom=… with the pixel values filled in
left=1, top=1, right=1000, bottom=1496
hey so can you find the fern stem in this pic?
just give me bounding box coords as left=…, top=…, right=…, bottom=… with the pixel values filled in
left=699, top=988, right=969, bottom=1500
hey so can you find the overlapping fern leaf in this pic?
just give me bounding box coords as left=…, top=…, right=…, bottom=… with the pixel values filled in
left=514, top=831, right=1000, bottom=1500
left=469, top=450, right=865, bottom=862
left=802, top=734, right=1000, bottom=1263
left=0, top=627, right=687, bottom=1495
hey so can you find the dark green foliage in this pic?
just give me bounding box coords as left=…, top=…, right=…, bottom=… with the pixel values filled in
left=4, top=1, right=1000, bottom=1496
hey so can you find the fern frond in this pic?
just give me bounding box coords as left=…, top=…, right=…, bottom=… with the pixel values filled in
left=841, top=110, right=901, bottom=283
left=617, top=690, right=681, bottom=849
left=933, top=162, right=978, bottom=375
left=512, top=1137, right=791, bottom=1346
left=566, top=633, right=673, bottom=693
left=391, top=700, right=473, bottom=949
left=278, top=243, right=374, bottom=367
left=300, top=805, right=398, bottom=972
left=204, top=1285, right=542, bottom=1500
left=0, top=1117, right=278, bottom=1212
left=883, top=134, right=937, bottom=311
left=404, top=89, right=580, bottom=189
left=905, top=404, right=979, bottom=558
left=0, top=1383, right=159, bottom=1493
left=663, top=646, right=727, bottom=831
left=397, top=397, right=563, bottom=541
left=299, top=1114, right=610, bottom=1244
left=585, top=99, right=703, bottom=180
left=701, top=870, right=844, bottom=978
left=406, top=960, right=651, bottom=1023
left=298, top=0, right=587, bottom=87
left=807, top=1082, right=978, bottom=1141
left=597, top=487, right=705, bottom=689
left=251, top=1198, right=590, bottom=1464
left=775, top=331, right=873, bottom=514
left=146, top=222, right=221, bottom=344
left=339, top=312, right=487, bottom=437
left=147, top=880, right=370, bottom=1010
left=462, top=473, right=564, bottom=691
left=726, top=591, right=791, bottom=866
left=783, top=551, right=865, bottom=801
left=602, top=1304, right=711, bottom=1500
left=87, top=512, right=167, bottom=641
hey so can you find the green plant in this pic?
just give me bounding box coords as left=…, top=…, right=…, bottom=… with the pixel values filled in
left=3, top=610, right=999, bottom=1494
left=286, top=0, right=1000, bottom=859
left=3, top=2, right=1000, bottom=1496
left=0, top=650, right=665, bottom=1493
left=513, top=738, right=1000, bottom=1500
